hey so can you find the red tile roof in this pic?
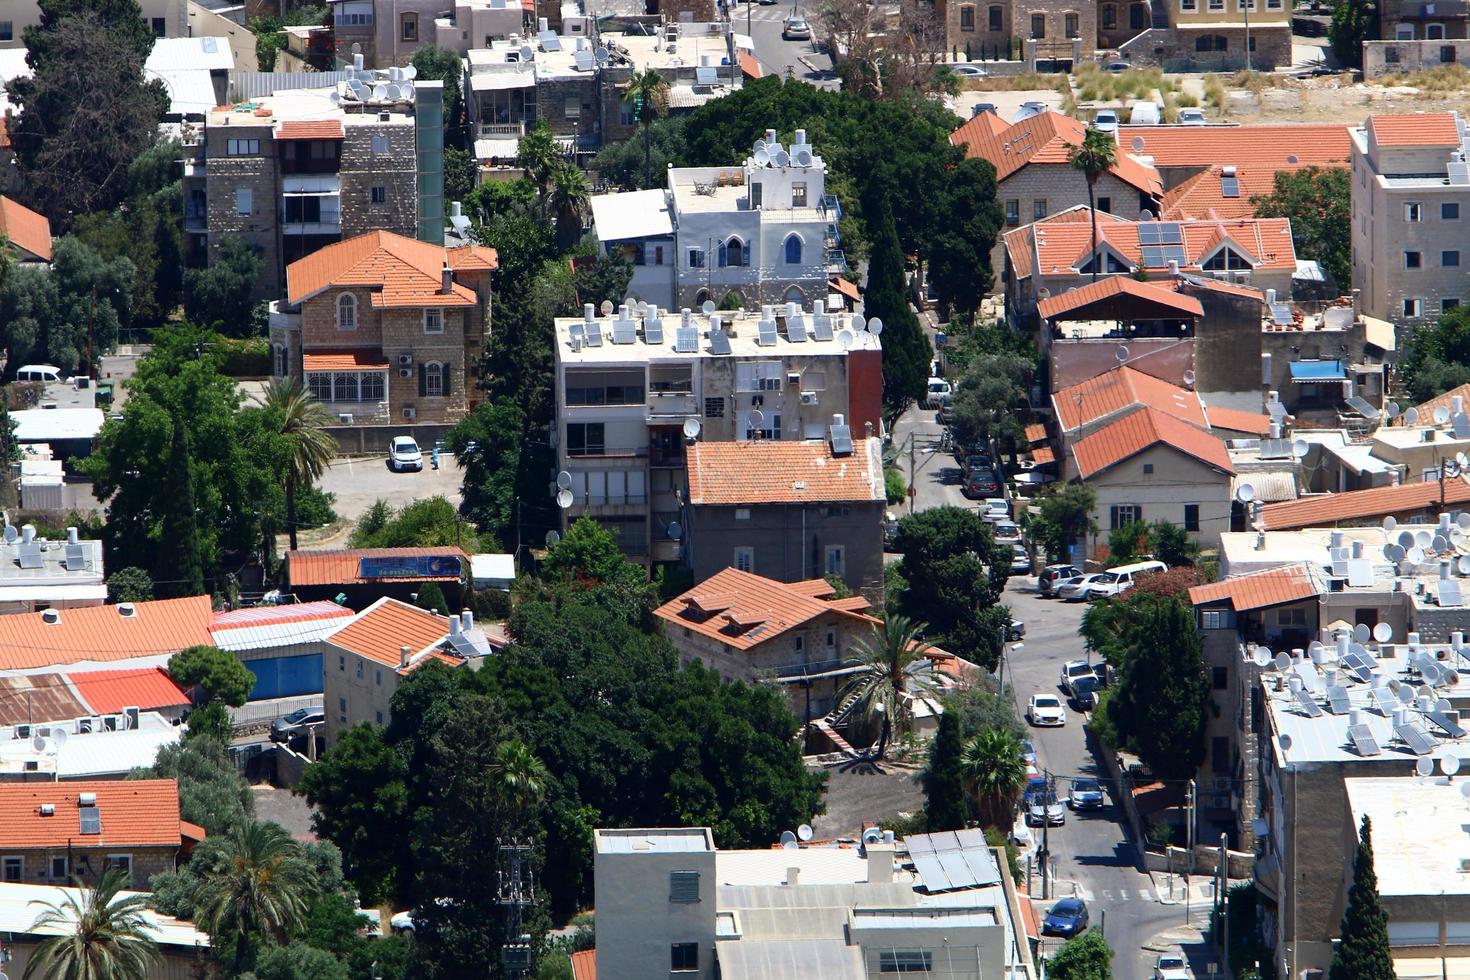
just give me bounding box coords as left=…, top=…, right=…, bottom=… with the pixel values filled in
left=286, top=547, right=467, bottom=587
left=1179, top=276, right=1267, bottom=302
left=1259, top=477, right=1470, bottom=530
left=1117, top=124, right=1352, bottom=169
left=654, top=568, right=877, bottom=651
left=570, top=949, right=596, bottom=980
left=948, top=109, right=1013, bottom=149
left=286, top=231, right=497, bottom=307
left=0, top=779, right=192, bottom=849
left=326, top=597, right=455, bottom=670
left=65, top=668, right=190, bottom=715
left=0, top=196, right=53, bottom=262
left=0, top=597, right=214, bottom=671
left=686, top=439, right=883, bottom=506
left=0, top=676, right=89, bottom=728
left=1022, top=215, right=1297, bottom=278
left=1071, top=407, right=1234, bottom=479
left=1031, top=446, right=1056, bottom=464
left=1025, top=423, right=1048, bottom=443
left=1189, top=563, right=1319, bottom=611
left=1003, top=206, right=1131, bottom=280
left=1368, top=112, right=1461, bottom=148
left=830, top=276, right=861, bottom=303
left=1052, top=365, right=1207, bottom=432
left=1037, top=276, right=1204, bottom=321
left=737, top=51, right=761, bottom=79
left=302, top=350, right=391, bottom=371
left=276, top=119, right=344, bottom=140
left=1203, top=405, right=1271, bottom=435
left=1162, top=165, right=1283, bottom=221
left=1412, top=382, right=1470, bottom=420
left=951, top=111, right=1163, bottom=196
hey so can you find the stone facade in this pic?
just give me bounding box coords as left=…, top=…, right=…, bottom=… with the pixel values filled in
left=1017, top=0, right=1098, bottom=61
left=538, top=75, right=601, bottom=141
left=1365, top=38, right=1470, bottom=77
left=684, top=500, right=887, bottom=597
left=1379, top=0, right=1470, bottom=39
left=203, top=119, right=283, bottom=297
left=1097, top=0, right=1153, bottom=47
left=1137, top=23, right=1292, bottom=69
left=0, top=846, right=182, bottom=890
left=938, top=0, right=1016, bottom=59
left=340, top=117, right=419, bottom=240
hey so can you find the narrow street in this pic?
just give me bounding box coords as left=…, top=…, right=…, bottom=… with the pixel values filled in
left=734, top=0, right=838, bottom=87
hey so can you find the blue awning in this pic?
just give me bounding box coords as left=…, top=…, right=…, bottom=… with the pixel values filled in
left=1289, top=360, right=1347, bottom=383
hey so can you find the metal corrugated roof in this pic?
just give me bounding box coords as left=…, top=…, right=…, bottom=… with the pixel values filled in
left=0, top=881, right=209, bottom=950
left=715, top=939, right=864, bottom=980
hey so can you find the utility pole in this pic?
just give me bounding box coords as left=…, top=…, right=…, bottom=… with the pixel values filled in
left=1243, top=0, right=1252, bottom=73
left=908, top=434, right=916, bottom=515
left=1040, top=769, right=1054, bottom=899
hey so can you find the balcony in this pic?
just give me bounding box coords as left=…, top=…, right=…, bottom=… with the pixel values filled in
left=765, top=658, right=864, bottom=681
left=819, top=194, right=842, bottom=222
left=184, top=205, right=207, bottom=234
left=824, top=248, right=848, bottom=273
left=649, top=446, right=685, bottom=468
left=647, top=391, right=698, bottom=418
left=478, top=121, right=526, bottom=138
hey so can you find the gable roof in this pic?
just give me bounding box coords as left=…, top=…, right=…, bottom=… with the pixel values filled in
left=64, top=668, right=190, bottom=715
left=1259, top=476, right=1470, bottom=530
left=0, top=779, right=191, bottom=849
left=1052, top=365, right=1207, bottom=432
left=209, top=601, right=356, bottom=652
left=1162, top=165, right=1281, bottom=221
left=1116, top=124, right=1353, bottom=169
left=1070, top=407, right=1234, bottom=479
left=1203, top=404, right=1272, bottom=436
left=1188, top=563, right=1320, bottom=611
left=686, top=438, right=884, bottom=506
left=285, top=231, right=498, bottom=307
left=948, top=109, right=1011, bottom=148
left=1021, top=214, right=1297, bottom=279
left=0, top=196, right=52, bottom=262
left=1367, top=112, right=1461, bottom=148
left=950, top=111, right=1163, bottom=196
left=1412, top=382, right=1470, bottom=421
left=277, top=119, right=344, bottom=140
left=653, top=568, right=876, bottom=651
left=1036, top=276, right=1204, bottom=321
left=0, top=596, right=215, bottom=672
left=1003, top=207, right=1130, bottom=280
left=325, top=597, right=456, bottom=670
left=286, top=547, right=467, bottom=587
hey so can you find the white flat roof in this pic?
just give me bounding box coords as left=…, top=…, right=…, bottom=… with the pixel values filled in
left=470, top=553, right=516, bottom=584
left=11, top=409, right=104, bottom=442
left=555, top=306, right=880, bottom=365
left=595, top=827, right=713, bottom=853
left=0, top=882, right=210, bottom=949
left=591, top=189, right=674, bottom=241
left=1345, top=777, right=1470, bottom=896
left=716, top=848, right=871, bottom=886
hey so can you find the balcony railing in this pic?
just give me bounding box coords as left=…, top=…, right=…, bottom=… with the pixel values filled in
left=824, top=249, right=848, bottom=273
left=766, top=657, right=863, bottom=681
left=647, top=391, right=697, bottom=416
left=479, top=121, right=526, bottom=138
left=649, top=447, right=684, bottom=468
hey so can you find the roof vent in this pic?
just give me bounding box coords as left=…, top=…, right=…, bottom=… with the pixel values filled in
left=118, top=603, right=136, bottom=617
left=41, top=609, right=59, bottom=625
left=38, top=804, right=54, bottom=816
left=399, top=645, right=412, bottom=669
left=78, top=793, right=97, bottom=807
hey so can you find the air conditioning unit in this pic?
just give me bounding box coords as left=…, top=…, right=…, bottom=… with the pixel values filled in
left=787, top=372, right=801, bottom=385
left=12, top=725, right=28, bottom=740
left=800, top=391, right=818, bottom=405
left=403, top=407, right=417, bottom=420
left=398, top=353, right=413, bottom=367
left=338, top=413, right=354, bottom=425
left=399, top=368, right=412, bottom=378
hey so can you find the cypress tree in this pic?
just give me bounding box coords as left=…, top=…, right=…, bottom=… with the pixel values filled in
left=923, top=711, right=968, bottom=831
left=1106, top=598, right=1208, bottom=780
left=164, top=418, right=205, bottom=597
left=1329, top=816, right=1395, bottom=980
left=861, top=188, right=929, bottom=420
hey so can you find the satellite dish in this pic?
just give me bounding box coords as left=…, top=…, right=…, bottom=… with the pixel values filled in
left=748, top=409, right=765, bottom=430
left=852, top=315, right=867, bottom=331
left=401, top=81, right=415, bottom=100
left=1115, top=345, right=1131, bottom=363
left=701, top=300, right=716, bottom=315
left=868, top=318, right=883, bottom=336
left=1400, top=530, right=1418, bottom=549
left=862, top=827, right=883, bottom=845
left=1417, top=756, right=1436, bottom=777
left=1354, top=624, right=1371, bottom=644
left=1460, top=453, right=1470, bottom=470
left=371, top=83, right=389, bottom=100
left=1384, top=516, right=1398, bottom=532
left=1461, top=513, right=1470, bottom=530
left=1253, top=647, right=1271, bottom=667
left=1292, top=439, right=1309, bottom=459
left=1139, top=209, right=1155, bottom=221
left=1279, top=734, right=1293, bottom=751
left=352, top=42, right=363, bottom=54
left=545, top=530, right=561, bottom=547
left=1437, top=406, right=1452, bottom=425
left=30, top=736, right=45, bottom=753
left=1386, top=402, right=1401, bottom=419
left=1274, top=652, right=1292, bottom=671
left=1460, top=556, right=1470, bottom=576
left=1450, top=754, right=1466, bottom=777
left=781, top=838, right=799, bottom=851
left=1437, top=534, right=1453, bottom=551
left=1236, top=483, right=1256, bottom=503
left=556, top=489, right=574, bottom=509
left=682, top=417, right=702, bottom=439
left=1183, top=370, right=1196, bottom=386
left=600, top=300, right=614, bottom=315
left=557, top=471, right=573, bottom=490
left=403, top=64, right=417, bottom=80
left=798, top=823, right=814, bottom=841
left=1461, top=781, right=1470, bottom=800
left=1, top=526, right=13, bottom=544
left=1390, top=544, right=1406, bottom=562
left=1130, top=135, right=1146, bottom=152
left=1418, top=530, right=1434, bottom=548
left=667, top=521, right=683, bottom=541
left=836, top=329, right=855, bottom=350
left=794, top=148, right=814, bottom=167
left=50, top=729, right=66, bottom=749
left=1406, top=407, right=1422, bottom=426
left=754, top=147, right=771, bottom=166
left=1438, top=697, right=1454, bottom=713
left=1423, top=663, right=1443, bottom=686
left=1373, top=623, right=1393, bottom=643
left=773, top=149, right=790, bottom=166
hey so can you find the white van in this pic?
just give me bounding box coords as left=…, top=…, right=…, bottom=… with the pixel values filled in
left=14, top=365, right=62, bottom=383
left=1129, top=102, right=1161, bottom=125
left=1085, top=560, right=1167, bottom=599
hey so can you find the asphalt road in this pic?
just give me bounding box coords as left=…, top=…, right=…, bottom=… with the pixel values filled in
left=732, top=0, right=838, bottom=89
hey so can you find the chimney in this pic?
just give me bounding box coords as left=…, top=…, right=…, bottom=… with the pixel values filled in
left=354, top=53, right=364, bottom=71
left=795, top=128, right=807, bottom=146
left=452, top=201, right=463, bottom=219
left=865, top=421, right=874, bottom=437
left=1255, top=531, right=1266, bottom=550
left=1351, top=288, right=1361, bottom=317
left=1352, top=540, right=1364, bottom=559
left=866, top=842, right=895, bottom=883
left=1266, top=288, right=1277, bottom=306
left=786, top=866, right=800, bottom=886
left=462, top=610, right=474, bottom=631
left=765, top=128, right=776, bottom=145
left=441, top=264, right=453, bottom=294
left=41, top=609, right=59, bottom=625
left=1330, top=530, right=1344, bottom=549
left=66, top=527, right=78, bottom=545
left=399, top=645, right=412, bottom=669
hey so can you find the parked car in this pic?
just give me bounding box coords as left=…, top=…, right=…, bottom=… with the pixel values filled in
left=1011, top=547, right=1031, bottom=573
left=1085, top=560, right=1168, bottom=599
left=1129, top=101, right=1161, bottom=125
left=925, top=377, right=953, bottom=408
left=1043, top=897, right=1090, bottom=937
left=1057, top=574, right=1103, bottom=601
left=1028, top=694, right=1066, bottom=727
left=937, top=403, right=954, bottom=426
left=1012, top=101, right=1047, bottom=123
left=1019, top=739, right=1037, bottom=767
left=781, top=14, right=812, bottom=37
left=270, top=707, right=326, bottom=742
left=1007, top=616, right=1025, bottom=641
left=1039, top=564, right=1081, bottom=596
left=389, top=435, right=424, bottom=472
left=992, top=521, right=1023, bottom=546
left=1092, top=109, right=1119, bottom=134
left=963, top=455, right=990, bottom=478
left=1027, top=788, right=1066, bottom=827
left=1060, top=659, right=1095, bottom=694
left=1103, top=60, right=1133, bottom=72
left=1154, top=953, right=1192, bottom=979
left=15, top=365, right=63, bottom=384
left=982, top=498, right=1010, bottom=520
left=1070, top=777, right=1106, bottom=810
left=1022, top=773, right=1048, bottom=806
left=1177, top=108, right=1207, bottom=126
left=883, top=512, right=900, bottom=551
left=964, top=468, right=1000, bottom=498
left=1069, top=674, right=1100, bottom=711
left=951, top=64, right=988, bottom=77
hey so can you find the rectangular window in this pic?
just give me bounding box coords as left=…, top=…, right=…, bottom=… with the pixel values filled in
left=1212, top=666, right=1228, bottom=690
left=1445, top=202, right=1461, bottom=220
left=880, top=950, right=934, bottom=973
left=356, top=660, right=363, bottom=678
left=1406, top=202, right=1423, bottom=222
left=1103, top=3, right=1117, bottom=26
left=825, top=545, right=845, bottom=576
left=1446, top=298, right=1462, bottom=312
left=235, top=188, right=252, bottom=216
left=989, top=4, right=1002, bottom=29
left=1065, top=12, right=1078, bottom=35
left=669, top=870, right=701, bottom=903
left=1030, top=13, right=1045, bottom=37
left=338, top=655, right=346, bottom=672
left=1110, top=505, right=1141, bottom=528
left=375, top=710, right=384, bottom=724
left=792, top=182, right=807, bottom=207
left=961, top=6, right=975, bottom=28
left=566, top=422, right=606, bottom=457
left=151, top=16, right=166, bottom=35
left=1445, top=250, right=1461, bottom=267
left=226, top=138, right=260, bottom=155
left=704, top=397, right=724, bottom=418
left=1404, top=298, right=1424, bottom=317
left=1033, top=199, right=1048, bottom=220
left=1005, top=199, right=1020, bottom=225
left=750, top=182, right=762, bottom=208
left=671, top=943, right=699, bottom=972
left=375, top=669, right=382, bottom=687
left=1180, top=0, right=1196, bottom=10
left=1277, top=607, right=1307, bottom=626
left=826, top=630, right=836, bottom=648
left=338, top=697, right=347, bottom=722
left=688, top=248, right=705, bottom=268
left=1184, top=504, right=1200, bottom=532
left=1, top=857, right=21, bottom=883
left=733, top=546, right=754, bottom=573
left=1406, top=250, right=1423, bottom=269
left=1208, top=0, right=1224, bottom=11
left=360, top=373, right=385, bottom=401
left=105, top=855, right=132, bottom=879
left=1097, top=196, right=1112, bottom=214
left=401, top=13, right=417, bottom=40
left=424, top=308, right=444, bottom=334
left=371, top=186, right=387, bottom=205
left=372, top=135, right=390, bottom=154
left=1201, top=608, right=1230, bottom=630
left=425, top=365, right=445, bottom=397
left=49, top=856, right=67, bottom=879
left=0, top=22, right=12, bottom=41
left=619, top=102, right=635, bottom=126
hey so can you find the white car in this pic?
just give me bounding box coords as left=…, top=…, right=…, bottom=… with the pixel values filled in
left=1012, top=101, right=1046, bottom=123
left=388, top=435, right=424, bottom=472
left=1154, top=953, right=1191, bottom=979
left=952, top=64, right=989, bottom=77
left=1057, top=574, right=1103, bottom=601
left=982, top=498, right=1010, bottom=520
left=1060, top=660, right=1095, bottom=694
left=992, top=521, right=1023, bottom=545
left=1028, top=694, right=1067, bottom=727
left=1177, top=108, right=1207, bottom=126
left=1093, top=109, right=1119, bottom=134
left=1010, top=546, right=1031, bottom=573
left=926, top=377, right=952, bottom=408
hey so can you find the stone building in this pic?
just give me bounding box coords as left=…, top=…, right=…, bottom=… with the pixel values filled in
left=272, top=231, right=497, bottom=430
left=1117, top=0, right=1292, bottom=69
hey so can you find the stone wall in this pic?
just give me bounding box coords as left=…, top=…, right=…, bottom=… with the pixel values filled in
left=537, top=76, right=600, bottom=140
left=341, top=117, right=418, bottom=240
left=205, top=121, right=282, bottom=299
left=938, top=0, right=1016, bottom=59
left=1131, top=23, right=1293, bottom=69
left=1364, top=39, right=1470, bottom=78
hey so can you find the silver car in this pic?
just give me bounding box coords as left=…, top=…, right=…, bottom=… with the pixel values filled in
left=1057, top=574, right=1103, bottom=601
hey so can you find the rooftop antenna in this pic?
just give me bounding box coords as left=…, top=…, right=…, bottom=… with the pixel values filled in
left=496, top=837, right=537, bottom=977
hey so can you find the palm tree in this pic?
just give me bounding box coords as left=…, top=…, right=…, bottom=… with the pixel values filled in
left=516, top=119, right=561, bottom=210
left=549, top=160, right=591, bottom=251
left=1067, top=128, right=1118, bottom=283
left=622, top=68, right=669, bottom=189
left=255, top=378, right=336, bottom=551
left=192, top=821, right=317, bottom=973
left=959, top=730, right=1029, bottom=830
left=24, top=867, right=158, bottom=980
left=838, top=616, right=943, bottom=759
left=491, top=739, right=550, bottom=818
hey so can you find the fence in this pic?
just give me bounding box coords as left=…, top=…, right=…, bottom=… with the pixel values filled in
left=228, top=70, right=352, bottom=101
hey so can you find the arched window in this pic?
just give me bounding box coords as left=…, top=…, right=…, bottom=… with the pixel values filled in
left=783, top=286, right=804, bottom=305
left=784, top=234, right=803, bottom=265
left=720, top=236, right=747, bottom=267
left=424, top=361, right=445, bottom=397
left=694, top=289, right=711, bottom=307
left=337, top=294, right=357, bottom=330
left=988, top=4, right=1003, bottom=29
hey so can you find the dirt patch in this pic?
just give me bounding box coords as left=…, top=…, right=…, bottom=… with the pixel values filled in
left=252, top=784, right=319, bottom=841
left=811, top=762, right=925, bottom=839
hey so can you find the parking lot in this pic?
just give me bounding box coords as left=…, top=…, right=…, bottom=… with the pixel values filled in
left=317, top=452, right=465, bottom=524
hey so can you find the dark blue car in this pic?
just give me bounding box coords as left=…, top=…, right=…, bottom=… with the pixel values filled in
left=1043, top=897, right=1090, bottom=937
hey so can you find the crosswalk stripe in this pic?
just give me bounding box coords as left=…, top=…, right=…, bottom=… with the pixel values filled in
left=1138, top=889, right=1151, bottom=901
left=1120, top=889, right=1129, bottom=900
left=1101, top=890, right=1113, bottom=901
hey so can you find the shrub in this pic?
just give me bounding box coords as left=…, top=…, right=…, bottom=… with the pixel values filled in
left=885, top=466, right=907, bottom=505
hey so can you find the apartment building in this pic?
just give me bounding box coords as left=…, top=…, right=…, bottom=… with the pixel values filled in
left=592, top=129, right=845, bottom=310
left=0, top=0, right=185, bottom=48
left=1380, top=0, right=1470, bottom=39
left=1350, top=111, right=1470, bottom=326
left=552, top=302, right=883, bottom=565
left=328, top=0, right=533, bottom=67
left=1126, top=0, right=1292, bottom=69
left=186, top=75, right=446, bottom=301
left=272, top=231, right=496, bottom=434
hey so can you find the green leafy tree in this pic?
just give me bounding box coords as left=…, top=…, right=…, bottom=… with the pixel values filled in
left=1029, top=482, right=1098, bottom=562
left=516, top=122, right=562, bottom=207
left=863, top=187, right=929, bottom=420
left=1329, top=0, right=1377, bottom=67
left=959, top=729, right=1028, bottom=830
left=349, top=496, right=477, bottom=550
left=183, top=701, right=233, bottom=744
left=169, top=645, right=255, bottom=707
left=192, top=821, right=319, bottom=973
left=134, top=738, right=253, bottom=835
left=1049, top=930, right=1114, bottom=980
left=411, top=45, right=466, bottom=145
left=591, top=116, right=685, bottom=190
left=1252, top=167, right=1351, bottom=292
left=942, top=685, right=1025, bottom=739
left=623, top=68, right=670, bottom=188
left=537, top=516, right=655, bottom=623
left=105, top=566, right=154, bottom=603
left=23, top=866, right=158, bottom=980
left=254, top=378, right=337, bottom=551
left=1149, top=520, right=1199, bottom=567
left=0, top=238, right=135, bottom=377
left=1105, top=598, right=1209, bottom=779
left=252, top=941, right=350, bottom=980
left=415, top=582, right=450, bottom=615
left=1068, top=130, right=1118, bottom=284
left=445, top=397, right=526, bottom=548
left=164, top=418, right=206, bottom=596
left=444, top=146, right=478, bottom=205
left=1108, top=520, right=1150, bottom=565
left=922, top=711, right=969, bottom=831
left=1399, top=305, right=1470, bottom=402
left=894, top=507, right=1010, bottom=668
left=839, top=616, right=942, bottom=758
left=948, top=350, right=1032, bottom=454
left=550, top=160, right=592, bottom=250
left=185, top=238, right=264, bottom=335
left=925, top=158, right=1004, bottom=319
left=1330, top=816, right=1395, bottom=980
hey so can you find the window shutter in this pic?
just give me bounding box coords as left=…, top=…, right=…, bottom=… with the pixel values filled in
left=718, top=242, right=727, bottom=266
left=441, top=362, right=451, bottom=397
left=742, top=242, right=750, bottom=265
left=418, top=362, right=427, bottom=396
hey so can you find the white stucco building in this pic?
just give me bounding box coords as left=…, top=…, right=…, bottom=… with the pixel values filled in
left=591, top=128, right=847, bottom=311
